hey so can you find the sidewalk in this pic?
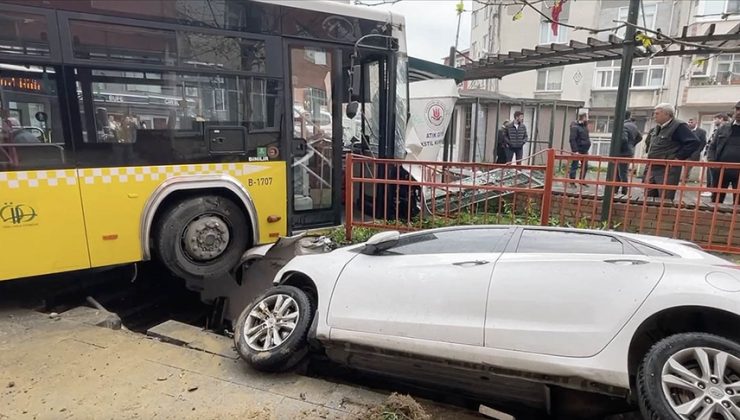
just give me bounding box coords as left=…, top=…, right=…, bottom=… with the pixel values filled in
left=0, top=307, right=481, bottom=420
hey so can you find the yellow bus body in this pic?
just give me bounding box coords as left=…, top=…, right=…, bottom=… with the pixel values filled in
left=0, top=163, right=287, bottom=281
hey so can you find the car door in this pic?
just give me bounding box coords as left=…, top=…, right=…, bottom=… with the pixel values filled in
left=485, top=228, right=665, bottom=357
left=328, top=227, right=514, bottom=346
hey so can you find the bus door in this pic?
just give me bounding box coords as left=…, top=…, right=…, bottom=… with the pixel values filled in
left=287, top=43, right=345, bottom=231
left=0, top=62, right=90, bottom=280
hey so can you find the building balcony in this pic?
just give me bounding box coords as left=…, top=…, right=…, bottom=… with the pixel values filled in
left=683, top=76, right=740, bottom=106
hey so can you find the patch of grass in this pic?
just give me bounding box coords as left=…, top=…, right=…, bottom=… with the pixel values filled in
left=357, top=393, right=430, bottom=420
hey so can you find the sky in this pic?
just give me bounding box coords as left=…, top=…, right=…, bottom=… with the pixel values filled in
left=355, top=0, right=472, bottom=63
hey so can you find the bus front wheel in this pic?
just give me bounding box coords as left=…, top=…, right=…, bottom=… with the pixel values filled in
left=154, top=195, right=250, bottom=282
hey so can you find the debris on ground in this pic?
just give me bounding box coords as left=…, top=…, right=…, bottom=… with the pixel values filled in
left=299, top=407, right=330, bottom=419
left=187, top=386, right=198, bottom=392
left=357, top=393, right=431, bottom=420
left=7, top=382, right=14, bottom=388
left=245, top=406, right=272, bottom=419
left=479, top=404, right=515, bottom=420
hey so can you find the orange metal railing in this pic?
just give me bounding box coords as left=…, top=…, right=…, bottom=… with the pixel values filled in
left=344, top=149, right=740, bottom=254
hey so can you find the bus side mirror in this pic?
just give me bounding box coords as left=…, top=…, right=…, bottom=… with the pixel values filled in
left=346, top=101, right=359, bottom=119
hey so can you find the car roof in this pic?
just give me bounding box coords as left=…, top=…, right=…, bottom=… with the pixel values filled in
left=398, top=225, right=728, bottom=262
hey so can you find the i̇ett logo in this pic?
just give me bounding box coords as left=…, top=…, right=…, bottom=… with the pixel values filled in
left=1, top=202, right=37, bottom=226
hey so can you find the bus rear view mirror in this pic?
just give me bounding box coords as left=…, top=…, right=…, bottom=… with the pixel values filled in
left=346, top=101, right=359, bottom=119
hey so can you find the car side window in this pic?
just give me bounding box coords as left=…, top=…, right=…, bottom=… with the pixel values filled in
left=387, top=229, right=508, bottom=255
left=629, top=241, right=673, bottom=257
left=516, top=230, right=624, bottom=254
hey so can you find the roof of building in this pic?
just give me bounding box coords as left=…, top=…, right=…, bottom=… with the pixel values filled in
left=461, top=23, right=740, bottom=80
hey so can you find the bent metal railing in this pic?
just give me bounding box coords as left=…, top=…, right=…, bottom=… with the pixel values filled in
left=344, top=149, right=740, bottom=254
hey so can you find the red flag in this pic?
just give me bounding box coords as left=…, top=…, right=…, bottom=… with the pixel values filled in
left=551, top=0, right=567, bottom=36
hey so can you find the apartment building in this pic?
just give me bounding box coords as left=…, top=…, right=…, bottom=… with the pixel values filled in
left=467, top=0, right=740, bottom=156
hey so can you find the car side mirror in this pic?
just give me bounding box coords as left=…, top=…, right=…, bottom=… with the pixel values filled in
left=364, top=231, right=400, bottom=254
left=346, top=101, right=359, bottom=119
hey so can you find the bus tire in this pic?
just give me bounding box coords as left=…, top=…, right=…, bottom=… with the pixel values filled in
left=154, top=195, right=250, bottom=281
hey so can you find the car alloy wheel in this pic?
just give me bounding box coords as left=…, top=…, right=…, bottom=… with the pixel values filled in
left=243, top=294, right=300, bottom=351
left=661, top=347, right=740, bottom=419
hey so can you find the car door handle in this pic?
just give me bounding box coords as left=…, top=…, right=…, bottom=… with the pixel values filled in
left=604, top=259, right=649, bottom=265
left=452, top=260, right=490, bottom=266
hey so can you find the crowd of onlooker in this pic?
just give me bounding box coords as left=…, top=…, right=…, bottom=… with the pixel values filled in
left=493, top=100, right=740, bottom=206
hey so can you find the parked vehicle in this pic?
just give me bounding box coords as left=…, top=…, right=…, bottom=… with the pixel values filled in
left=234, top=225, right=740, bottom=419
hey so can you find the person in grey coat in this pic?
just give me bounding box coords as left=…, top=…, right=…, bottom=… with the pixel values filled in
left=644, top=103, right=701, bottom=201
left=504, top=111, right=528, bottom=165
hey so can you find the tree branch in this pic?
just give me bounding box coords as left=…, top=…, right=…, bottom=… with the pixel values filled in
left=616, top=20, right=740, bottom=53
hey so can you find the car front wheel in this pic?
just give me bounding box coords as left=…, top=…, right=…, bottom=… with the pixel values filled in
left=637, top=333, right=740, bottom=420
left=234, top=285, right=314, bottom=372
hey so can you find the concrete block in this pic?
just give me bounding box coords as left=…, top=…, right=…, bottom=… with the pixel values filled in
left=147, top=320, right=238, bottom=359
left=61, top=306, right=121, bottom=330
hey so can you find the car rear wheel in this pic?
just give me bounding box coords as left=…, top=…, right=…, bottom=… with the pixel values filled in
left=637, top=333, right=740, bottom=420
left=234, top=285, right=314, bottom=372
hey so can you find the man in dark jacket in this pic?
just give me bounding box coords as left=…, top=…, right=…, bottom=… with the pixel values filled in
left=568, top=111, right=591, bottom=181
left=703, top=113, right=730, bottom=195
left=615, top=111, right=643, bottom=194
left=505, top=111, right=528, bottom=164
left=707, top=101, right=740, bottom=205
left=683, top=118, right=708, bottom=184
left=644, top=103, right=701, bottom=201
left=495, top=120, right=509, bottom=164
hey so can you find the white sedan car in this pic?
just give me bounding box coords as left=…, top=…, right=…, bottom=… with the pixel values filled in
left=234, top=226, right=740, bottom=419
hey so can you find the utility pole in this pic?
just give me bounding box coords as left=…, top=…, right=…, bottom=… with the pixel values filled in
left=601, top=0, right=640, bottom=222
left=443, top=4, right=464, bottom=161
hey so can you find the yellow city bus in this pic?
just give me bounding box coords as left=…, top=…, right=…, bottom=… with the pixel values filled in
left=0, top=0, right=408, bottom=283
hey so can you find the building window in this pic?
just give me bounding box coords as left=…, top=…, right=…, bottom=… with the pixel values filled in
left=539, top=21, right=568, bottom=44
left=589, top=115, right=615, bottom=134
left=536, top=67, right=563, bottom=91
left=304, top=48, right=327, bottom=66
left=472, top=10, right=479, bottom=27
left=594, top=58, right=664, bottom=89
left=617, top=3, right=657, bottom=38
left=716, top=53, right=740, bottom=84
left=471, top=41, right=477, bottom=59
left=697, top=0, right=740, bottom=18
left=691, top=55, right=711, bottom=77
left=482, top=34, right=489, bottom=52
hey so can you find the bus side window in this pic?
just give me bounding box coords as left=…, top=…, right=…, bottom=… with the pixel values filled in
left=0, top=64, right=68, bottom=171
left=72, top=68, right=283, bottom=167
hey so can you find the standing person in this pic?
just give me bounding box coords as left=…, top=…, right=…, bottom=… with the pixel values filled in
left=707, top=101, right=740, bottom=205
left=703, top=113, right=729, bottom=197
left=684, top=118, right=707, bottom=184
left=505, top=111, right=528, bottom=165
left=644, top=103, right=701, bottom=201
left=495, top=120, right=509, bottom=164
left=568, top=110, right=591, bottom=182
left=616, top=111, right=643, bottom=195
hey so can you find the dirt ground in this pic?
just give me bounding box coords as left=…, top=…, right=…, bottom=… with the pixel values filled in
left=0, top=307, right=482, bottom=420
